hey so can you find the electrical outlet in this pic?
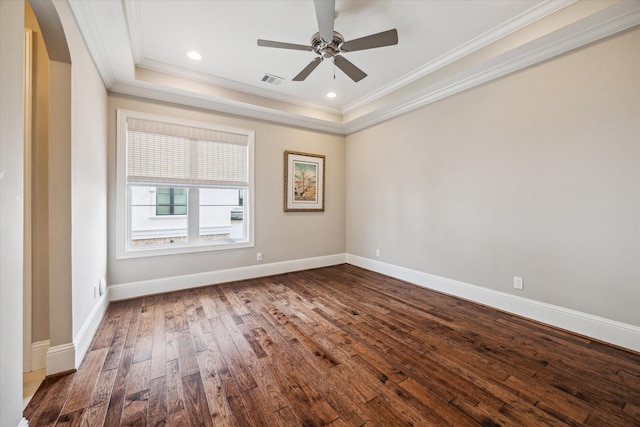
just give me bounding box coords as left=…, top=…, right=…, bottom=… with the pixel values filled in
left=256, top=252, right=263, bottom=261
left=375, top=249, right=380, bottom=257
left=514, top=276, right=524, bottom=290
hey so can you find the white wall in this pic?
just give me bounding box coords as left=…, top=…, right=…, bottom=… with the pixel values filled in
left=108, top=94, right=346, bottom=286
left=347, top=27, right=640, bottom=328
left=55, top=0, right=108, bottom=343
left=0, top=1, right=25, bottom=424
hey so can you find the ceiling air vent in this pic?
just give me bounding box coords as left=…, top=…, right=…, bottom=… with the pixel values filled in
left=261, top=73, right=283, bottom=86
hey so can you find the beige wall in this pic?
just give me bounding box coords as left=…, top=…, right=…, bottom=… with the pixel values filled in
left=346, top=28, right=640, bottom=326
left=108, top=94, right=346, bottom=285
left=47, top=59, right=73, bottom=348
left=25, top=0, right=50, bottom=344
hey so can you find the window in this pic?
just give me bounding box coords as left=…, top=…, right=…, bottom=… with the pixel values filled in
left=156, top=188, right=187, bottom=216
left=117, top=109, right=254, bottom=258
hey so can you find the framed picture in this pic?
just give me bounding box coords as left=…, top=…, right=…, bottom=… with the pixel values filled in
left=284, top=150, right=325, bottom=212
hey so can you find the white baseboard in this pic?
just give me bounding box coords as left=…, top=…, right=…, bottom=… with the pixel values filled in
left=46, top=342, right=75, bottom=376
left=44, top=291, right=110, bottom=376
left=346, top=254, right=640, bottom=353
left=109, top=253, right=347, bottom=301
left=18, top=417, right=29, bottom=427
left=31, top=340, right=49, bottom=371
left=74, top=292, right=110, bottom=369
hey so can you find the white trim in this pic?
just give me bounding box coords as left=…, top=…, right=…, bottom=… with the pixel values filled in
left=136, top=60, right=343, bottom=117
left=44, top=291, right=110, bottom=376
left=45, top=343, right=75, bottom=376
left=122, top=0, right=341, bottom=116
left=109, top=82, right=347, bottom=135
left=116, top=109, right=256, bottom=259
left=66, top=0, right=116, bottom=87
left=344, top=1, right=640, bottom=134
left=119, top=0, right=640, bottom=136
left=109, top=253, right=347, bottom=301
left=342, top=0, right=576, bottom=114
left=122, top=0, right=144, bottom=65
left=73, top=292, right=110, bottom=369
left=23, top=28, right=33, bottom=374
left=76, top=0, right=640, bottom=136
left=346, top=254, right=640, bottom=353
left=17, top=418, right=29, bottom=427
left=31, top=340, right=49, bottom=371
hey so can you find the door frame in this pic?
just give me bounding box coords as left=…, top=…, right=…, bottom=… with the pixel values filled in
left=23, top=27, right=33, bottom=373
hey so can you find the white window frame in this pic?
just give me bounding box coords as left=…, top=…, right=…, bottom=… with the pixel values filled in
left=116, top=109, right=255, bottom=259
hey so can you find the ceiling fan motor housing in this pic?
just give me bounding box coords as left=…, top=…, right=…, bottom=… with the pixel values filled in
left=311, top=31, right=344, bottom=59
left=257, top=0, right=398, bottom=83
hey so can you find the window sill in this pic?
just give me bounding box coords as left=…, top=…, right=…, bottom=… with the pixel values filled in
left=149, top=215, right=187, bottom=220
left=117, top=239, right=254, bottom=259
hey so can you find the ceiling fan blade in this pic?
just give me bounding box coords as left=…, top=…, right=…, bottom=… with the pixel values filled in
left=334, top=55, right=367, bottom=82
left=257, top=39, right=312, bottom=51
left=293, top=57, right=323, bottom=81
left=314, top=0, right=335, bottom=43
left=340, top=29, right=398, bottom=52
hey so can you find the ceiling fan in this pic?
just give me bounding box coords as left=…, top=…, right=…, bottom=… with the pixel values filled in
left=257, top=0, right=398, bottom=82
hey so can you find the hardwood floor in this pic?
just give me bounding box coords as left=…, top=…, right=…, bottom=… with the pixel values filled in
left=24, top=368, right=46, bottom=408
left=25, top=264, right=640, bottom=426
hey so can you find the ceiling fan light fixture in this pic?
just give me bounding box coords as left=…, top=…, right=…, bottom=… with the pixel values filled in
left=186, top=51, right=202, bottom=61
left=256, top=0, right=398, bottom=82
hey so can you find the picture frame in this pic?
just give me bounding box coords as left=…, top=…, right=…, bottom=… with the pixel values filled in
left=284, top=150, right=325, bottom=212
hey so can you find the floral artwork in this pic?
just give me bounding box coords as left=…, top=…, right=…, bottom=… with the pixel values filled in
left=284, top=151, right=325, bottom=212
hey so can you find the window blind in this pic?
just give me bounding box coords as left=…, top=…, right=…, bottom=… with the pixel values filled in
left=126, top=117, right=249, bottom=188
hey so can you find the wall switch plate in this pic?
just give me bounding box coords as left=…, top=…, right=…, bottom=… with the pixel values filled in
left=514, top=276, right=524, bottom=290
left=375, top=249, right=380, bottom=257
left=256, top=252, right=263, bottom=261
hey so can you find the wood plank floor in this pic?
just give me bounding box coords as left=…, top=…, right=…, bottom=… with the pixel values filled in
left=25, top=264, right=640, bottom=426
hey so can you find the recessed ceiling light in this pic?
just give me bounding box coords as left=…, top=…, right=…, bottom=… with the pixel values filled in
left=326, top=92, right=337, bottom=98
left=187, top=51, right=202, bottom=61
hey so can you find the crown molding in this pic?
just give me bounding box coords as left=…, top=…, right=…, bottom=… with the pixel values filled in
left=67, top=0, right=117, bottom=86
left=343, top=0, right=640, bottom=134
left=122, top=0, right=144, bottom=64
left=123, top=0, right=341, bottom=116
left=69, top=0, right=640, bottom=136
left=342, top=0, right=576, bottom=115
left=136, top=59, right=342, bottom=116
left=109, top=82, right=346, bottom=135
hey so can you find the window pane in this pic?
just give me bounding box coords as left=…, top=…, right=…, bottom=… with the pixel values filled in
left=171, top=188, right=187, bottom=215
left=156, top=187, right=187, bottom=216
left=173, top=188, right=187, bottom=205
left=199, top=188, right=245, bottom=242
left=157, top=193, right=171, bottom=205
left=156, top=205, right=171, bottom=215
left=130, top=186, right=187, bottom=247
